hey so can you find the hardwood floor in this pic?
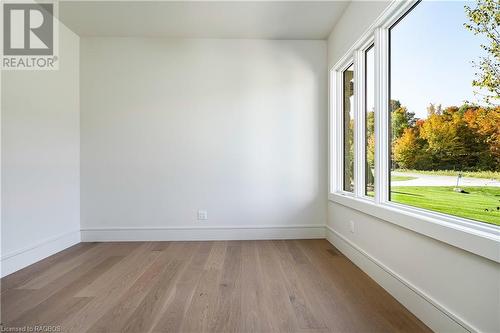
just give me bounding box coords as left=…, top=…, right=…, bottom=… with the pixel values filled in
left=1, top=240, right=431, bottom=332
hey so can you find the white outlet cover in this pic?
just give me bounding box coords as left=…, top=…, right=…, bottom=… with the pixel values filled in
left=349, top=221, right=355, bottom=233
left=197, top=210, right=208, bottom=220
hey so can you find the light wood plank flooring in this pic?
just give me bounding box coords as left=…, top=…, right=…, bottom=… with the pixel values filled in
left=1, top=240, right=431, bottom=332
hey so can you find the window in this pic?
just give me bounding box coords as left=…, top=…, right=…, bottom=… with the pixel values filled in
left=330, top=0, right=499, bottom=229
left=365, top=45, right=375, bottom=197
left=388, top=1, right=499, bottom=226
left=343, top=64, right=355, bottom=192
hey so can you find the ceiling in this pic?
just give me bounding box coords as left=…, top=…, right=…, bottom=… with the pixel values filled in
left=59, top=1, right=350, bottom=39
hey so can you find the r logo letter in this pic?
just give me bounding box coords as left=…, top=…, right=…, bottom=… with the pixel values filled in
left=3, top=3, right=53, bottom=55
left=29, top=9, right=49, bottom=49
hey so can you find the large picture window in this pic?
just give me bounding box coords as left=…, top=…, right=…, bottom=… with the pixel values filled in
left=388, top=1, right=499, bottom=225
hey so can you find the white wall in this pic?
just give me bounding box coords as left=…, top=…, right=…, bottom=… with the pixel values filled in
left=1, top=24, right=81, bottom=277
left=327, top=1, right=390, bottom=70
left=326, top=2, right=500, bottom=333
left=80, top=38, right=327, bottom=240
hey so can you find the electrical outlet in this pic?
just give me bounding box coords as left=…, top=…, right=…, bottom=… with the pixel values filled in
left=349, top=220, right=355, bottom=233
left=197, top=210, right=208, bottom=220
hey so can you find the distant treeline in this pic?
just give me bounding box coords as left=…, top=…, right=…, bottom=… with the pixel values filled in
left=386, top=101, right=499, bottom=171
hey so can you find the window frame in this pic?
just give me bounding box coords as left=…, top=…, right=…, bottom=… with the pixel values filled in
left=331, top=57, right=355, bottom=196
left=355, top=40, right=376, bottom=199
left=342, top=63, right=355, bottom=193
left=328, top=0, right=500, bottom=263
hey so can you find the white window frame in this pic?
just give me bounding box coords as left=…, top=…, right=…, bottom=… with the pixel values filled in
left=356, top=40, right=375, bottom=199
left=328, top=0, right=500, bottom=263
left=331, top=58, right=355, bottom=196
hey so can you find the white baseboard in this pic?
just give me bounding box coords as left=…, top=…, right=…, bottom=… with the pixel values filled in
left=325, top=226, right=475, bottom=333
left=1, top=230, right=81, bottom=278
left=81, top=225, right=325, bottom=242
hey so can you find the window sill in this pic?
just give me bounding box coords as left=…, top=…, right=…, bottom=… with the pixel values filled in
left=328, top=193, right=500, bottom=263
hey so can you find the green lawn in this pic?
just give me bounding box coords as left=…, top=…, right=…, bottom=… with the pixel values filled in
left=391, top=186, right=500, bottom=226
left=391, top=175, right=417, bottom=181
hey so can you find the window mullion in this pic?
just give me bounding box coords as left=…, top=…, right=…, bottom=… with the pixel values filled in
left=374, top=27, right=390, bottom=204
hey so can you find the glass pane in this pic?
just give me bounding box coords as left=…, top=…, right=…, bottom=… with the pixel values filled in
left=365, top=45, right=375, bottom=197
left=389, top=1, right=499, bottom=226
left=343, top=64, right=354, bottom=192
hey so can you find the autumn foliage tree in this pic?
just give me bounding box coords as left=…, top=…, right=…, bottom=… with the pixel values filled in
left=463, top=106, right=500, bottom=166
left=393, top=127, right=429, bottom=169
left=464, top=0, right=500, bottom=104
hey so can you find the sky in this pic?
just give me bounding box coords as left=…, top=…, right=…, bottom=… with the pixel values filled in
left=366, top=46, right=375, bottom=117
left=390, top=0, right=488, bottom=119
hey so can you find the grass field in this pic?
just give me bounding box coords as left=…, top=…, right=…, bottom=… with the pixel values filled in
left=394, top=169, right=500, bottom=180
left=391, top=186, right=500, bottom=226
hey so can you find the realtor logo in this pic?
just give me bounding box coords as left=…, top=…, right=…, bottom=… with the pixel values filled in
left=1, top=0, right=59, bottom=70
left=4, top=3, right=53, bottom=55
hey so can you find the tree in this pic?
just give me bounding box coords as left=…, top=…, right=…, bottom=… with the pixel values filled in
left=366, top=110, right=375, bottom=169
left=393, top=127, right=430, bottom=169
left=390, top=100, right=402, bottom=112
left=420, top=107, right=467, bottom=169
left=391, top=106, right=416, bottom=140
left=366, top=110, right=375, bottom=189
left=345, top=118, right=355, bottom=190
left=464, top=0, right=500, bottom=104
left=463, top=106, right=500, bottom=169
left=418, top=106, right=496, bottom=170
left=427, top=103, right=442, bottom=116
